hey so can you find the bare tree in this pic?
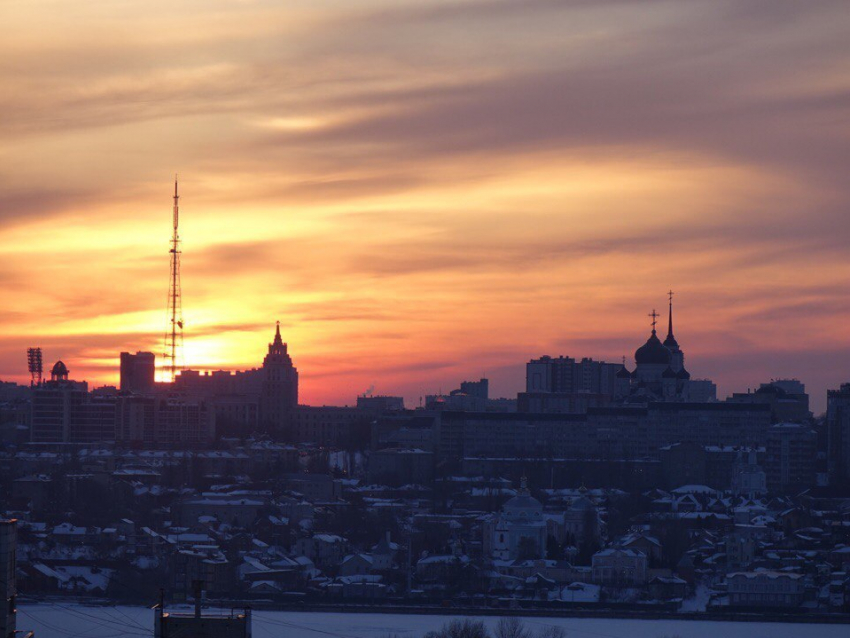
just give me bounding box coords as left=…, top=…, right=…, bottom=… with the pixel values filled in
left=536, top=627, right=567, bottom=638
left=424, top=620, right=490, bottom=638
left=495, top=618, right=531, bottom=638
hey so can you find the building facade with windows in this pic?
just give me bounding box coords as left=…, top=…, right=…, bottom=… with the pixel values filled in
left=727, top=571, right=804, bottom=607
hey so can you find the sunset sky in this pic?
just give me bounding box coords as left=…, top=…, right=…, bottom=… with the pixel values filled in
left=2, top=1, right=849, bottom=412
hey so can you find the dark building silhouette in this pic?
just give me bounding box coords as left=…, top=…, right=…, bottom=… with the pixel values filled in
left=728, top=379, right=811, bottom=424
left=827, top=383, right=850, bottom=484
left=459, top=378, right=489, bottom=399
left=526, top=356, right=620, bottom=395
left=120, top=351, right=156, bottom=393
left=522, top=296, right=714, bottom=411
left=290, top=405, right=369, bottom=447
left=116, top=395, right=214, bottom=447
left=356, top=395, right=405, bottom=412
left=659, top=442, right=768, bottom=492
left=154, top=589, right=250, bottom=638
left=620, top=302, right=694, bottom=402
left=31, top=361, right=115, bottom=443
left=367, top=448, right=434, bottom=485
left=434, top=402, right=771, bottom=461
left=765, top=423, right=817, bottom=493
left=259, top=322, right=299, bottom=432
left=660, top=440, right=707, bottom=488
left=517, top=391, right=609, bottom=414
left=164, top=323, right=297, bottom=437
left=425, top=378, right=511, bottom=412
left=1, top=520, right=18, bottom=638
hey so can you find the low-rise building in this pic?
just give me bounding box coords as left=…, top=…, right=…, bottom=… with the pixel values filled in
left=591, top=548, right=648, bottom=586
left=174, top=495, right=267, bottom=527
left=290, top=406, right=369, bottom=447
left=727, top=571, right=805, bottom=607
left=282, top=473, right=341, bottom=501
left=292, top=534, right=349, bottom=571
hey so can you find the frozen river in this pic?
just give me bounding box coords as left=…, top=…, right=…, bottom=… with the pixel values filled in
left=17, top=605, right=850, bottom=638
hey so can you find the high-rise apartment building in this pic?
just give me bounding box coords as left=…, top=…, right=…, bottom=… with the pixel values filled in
left=827, top=383, right=850, bottom=485
left=119, top=351, right=156, bottom=393
left=459, top=378, right=489, bottom=399
left=526, top=356, right=621, bottom=395
left=31, top=361, right=115, bottom=443
left=765, top=423, right=817, bottom=493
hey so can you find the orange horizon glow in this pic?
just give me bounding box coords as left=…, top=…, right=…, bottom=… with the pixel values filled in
left=2, top=1, right=850, bottom=412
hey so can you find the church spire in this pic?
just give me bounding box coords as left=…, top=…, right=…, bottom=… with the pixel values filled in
left=667, top=290, right=674, bottom=339
left=663, top=290, right=681, bottom=354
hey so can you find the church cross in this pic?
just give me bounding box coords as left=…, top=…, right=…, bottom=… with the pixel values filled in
left=648, top=309, right=659, bottom=331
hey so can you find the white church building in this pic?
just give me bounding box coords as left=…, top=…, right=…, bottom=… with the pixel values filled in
left=484, top=477, right=548, bottom=560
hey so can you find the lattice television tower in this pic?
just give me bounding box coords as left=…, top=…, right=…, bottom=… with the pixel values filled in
left=27, top=347, right=42, bottom=386
left=164, top=177, right=184, bottom=382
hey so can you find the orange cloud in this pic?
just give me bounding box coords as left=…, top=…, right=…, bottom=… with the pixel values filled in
left=2, top=1, right=850, bottom=411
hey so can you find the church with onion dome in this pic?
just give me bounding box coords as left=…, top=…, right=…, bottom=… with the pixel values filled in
left=615, top=293, right=697, bottom=403
left=483, top=476, right=548, bottom=561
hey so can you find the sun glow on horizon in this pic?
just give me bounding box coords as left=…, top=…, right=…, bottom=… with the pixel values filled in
left=2, top=1, right=849, bottom=411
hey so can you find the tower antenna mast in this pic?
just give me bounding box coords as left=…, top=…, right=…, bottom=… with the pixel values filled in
left=164, top=176, right=184, bottom=382
left=27, top=347, right=43, bottom=386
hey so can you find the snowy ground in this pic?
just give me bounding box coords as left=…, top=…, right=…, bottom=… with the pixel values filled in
left=17, top=605, right=850, bottom=638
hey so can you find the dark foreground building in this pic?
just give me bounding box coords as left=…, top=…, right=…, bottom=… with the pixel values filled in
left=155, top=593, right=251, bottom=638
left=437, top=402, right=771, bottom=461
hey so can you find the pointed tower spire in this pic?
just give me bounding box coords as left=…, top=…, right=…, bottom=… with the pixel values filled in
left=667, top=290, right=674, bottom=339
left=268, top=320, right=287, bottom=356
left=663, top=290, right=682, bottom=361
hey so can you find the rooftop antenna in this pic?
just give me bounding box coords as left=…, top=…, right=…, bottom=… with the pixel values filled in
left=164, top=176, right=184, bottom=382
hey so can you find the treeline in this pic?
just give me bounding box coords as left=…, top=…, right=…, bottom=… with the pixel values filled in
left=398, top=618, right=681, bottom=638
left=412, top=618, right=565, bottom=638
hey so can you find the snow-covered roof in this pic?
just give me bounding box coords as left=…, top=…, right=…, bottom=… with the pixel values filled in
left=594, top=548, right=645, bottom=558
left=417, top=554, right=470, bottom=565
left=342, top=553, right=374, bottom=565
left=728, top=571, right=802, bottom=580
left=672, top=485, right=716, bottom=494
